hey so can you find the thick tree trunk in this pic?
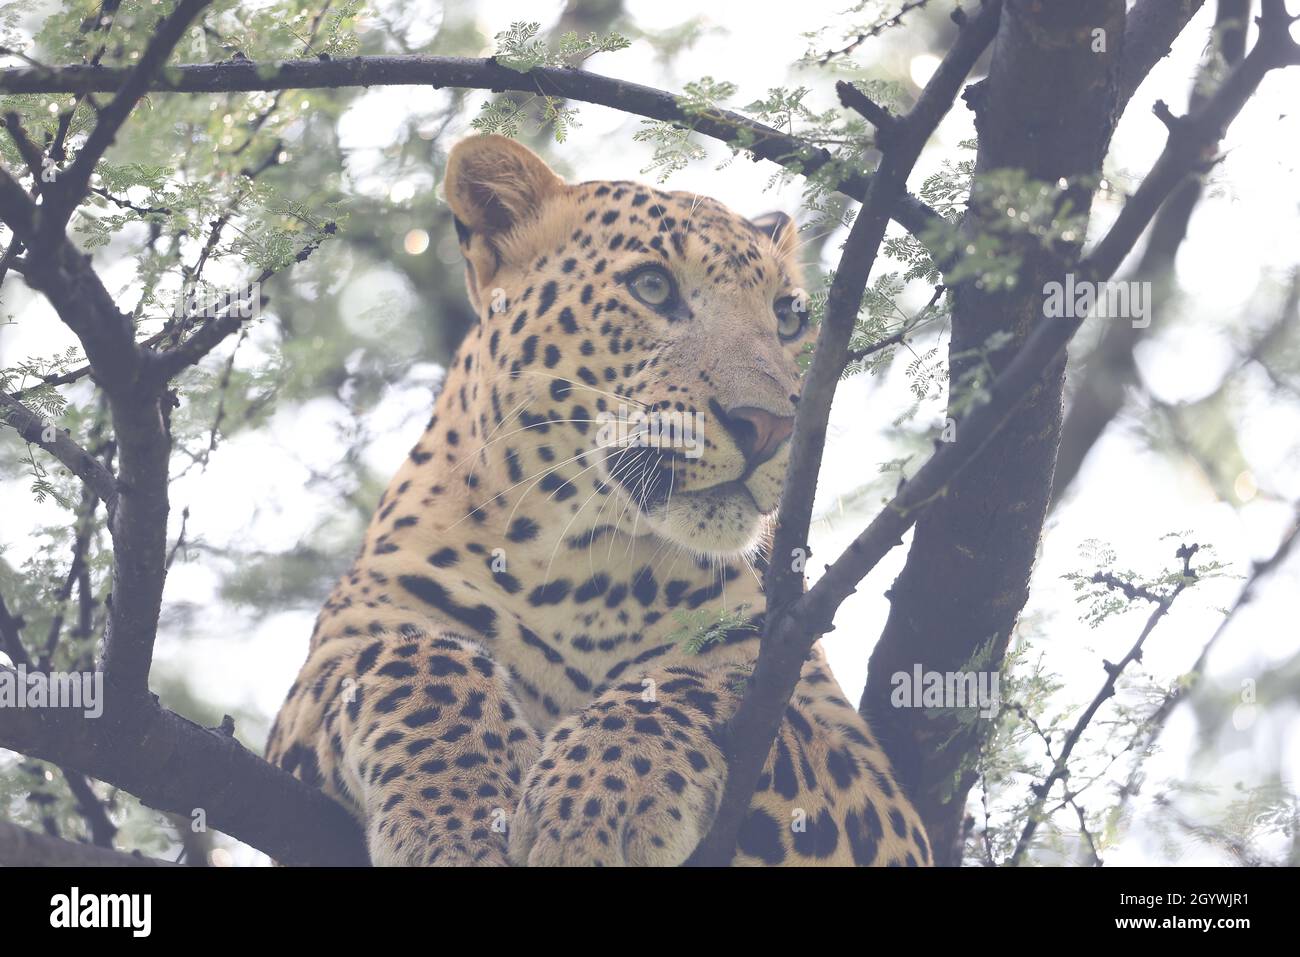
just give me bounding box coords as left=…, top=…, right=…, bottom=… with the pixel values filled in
left=862, top=0, right=1128, bottom=865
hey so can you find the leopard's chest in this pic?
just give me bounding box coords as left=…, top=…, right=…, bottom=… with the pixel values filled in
left=374, top=532, right=765, bottom=733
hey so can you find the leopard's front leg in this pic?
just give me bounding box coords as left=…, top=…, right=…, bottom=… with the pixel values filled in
left=270, top=627, right=540, bottom=866
left=509, top=664, right=741, bottom=866
left=509, top=654, right=931, bottom=867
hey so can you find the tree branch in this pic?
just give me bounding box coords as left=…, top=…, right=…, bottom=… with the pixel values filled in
left=0, top=391, right=119, bottom=506
left=0, top=674, right=369, bottom=865
left=1116, top=500, right=1300, bottom=816
left=1119, top=0, right=1209, bottom=109
left=1052, top=0, right=1250, bottom=507
left=0, top=111, right=51, bottom=197
left=0, top=168, right=144, bottom=396
left=0, top=819, right=171, bottom=866
left=0, top=166, right=169, bottom=694
left=0, top=4, right=377, bottom=862
left=48, top=0, right=124, bottom=163
left=1090, top=7, right=1300, bottom=277
left=0, top=3, right=211, bottom=698
left=836, top=80, right=904, bottom=144
left=144, top=229, right=330, bottom=386
left=0, top=590, right=118, bottom=849
left=0, top=50, right=946, bottom=250
left=1090, top=570, right=1165, bottom=604
left=857, top=0, right=1299, bottom=865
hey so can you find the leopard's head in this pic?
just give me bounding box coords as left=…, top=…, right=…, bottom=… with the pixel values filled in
left=444, top=135, right=809, bottom=557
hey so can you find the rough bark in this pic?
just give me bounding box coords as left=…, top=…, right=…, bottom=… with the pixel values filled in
left=863, top=0, right=1129, bottom=866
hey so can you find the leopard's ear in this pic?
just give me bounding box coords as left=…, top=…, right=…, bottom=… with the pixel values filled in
left=444, top=136, right=566, bottom=312
left=443, top=135, right=565, bottom=243
left=750, top=210, right=798, bottom=259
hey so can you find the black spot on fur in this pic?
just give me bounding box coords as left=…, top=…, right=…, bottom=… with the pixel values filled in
left=737, top=809, right=785, bottom=865
left=398, top=575, right=497, bottom=638
left=507, top=517, right=540, bottom=542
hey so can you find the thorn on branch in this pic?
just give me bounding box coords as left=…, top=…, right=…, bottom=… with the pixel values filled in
left=1090, top=570, right=1163, bottom=604
left=816, top=0, right=933, bottom=65
left=835, top=80, right=904, bottom=146
left=1151, top=99, right=1181, bottom=133
left=1151, top=100, right=1215, bottom=169
left=1260, top=0, right=1300, bottom=31
left=90, top=186, right=172, bottom=216
left=961, top=77, right=991, bottom=128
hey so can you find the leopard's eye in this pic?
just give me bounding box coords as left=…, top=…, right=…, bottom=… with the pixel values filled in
left=627, top=266, right=676, bottom=309
left=774, top=295, right=807, bottom=341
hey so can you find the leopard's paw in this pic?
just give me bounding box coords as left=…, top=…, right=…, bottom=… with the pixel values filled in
left=507, top=731, right=721, bottom=866
left=369, top=815, right=509, bottom=867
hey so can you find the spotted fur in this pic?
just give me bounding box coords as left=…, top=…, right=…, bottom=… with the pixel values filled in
left=267, top=135, right=929, bottom=866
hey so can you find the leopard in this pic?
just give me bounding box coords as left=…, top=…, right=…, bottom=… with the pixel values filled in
left=266, top=134, right=930, bottom=867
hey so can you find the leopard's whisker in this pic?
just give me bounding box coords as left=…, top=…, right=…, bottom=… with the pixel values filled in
left=606, top=449, right=665, bottom=565
left=496, top=437, right=634, bottom=543
left=459, top=390, right=536, bottom=488
left=443, top=416, right=614, bottom=481
left=441, top=438, right=622, bottom=534
left=545, top=446, right=648, bottom=585
left=502, top=368, right=652, bottom=412
left=587, top=445, right=650, bottom=557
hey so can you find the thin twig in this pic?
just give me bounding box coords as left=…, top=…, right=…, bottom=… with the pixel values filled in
left=1115, top=501, right=1300, bottom=817
left=39, top=0, right=213, bottom=232
left=1009, top=545, right=1200, bottom=864
left=817, top=0, right=934, bottom=66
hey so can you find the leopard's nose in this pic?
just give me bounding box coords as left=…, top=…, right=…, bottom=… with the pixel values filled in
left=714, top=402, right=795, bottom=468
